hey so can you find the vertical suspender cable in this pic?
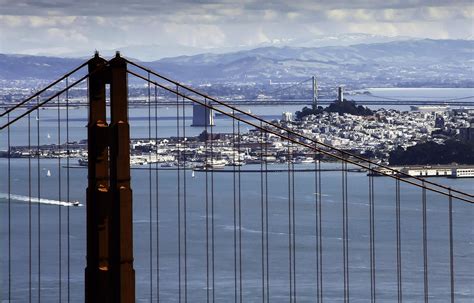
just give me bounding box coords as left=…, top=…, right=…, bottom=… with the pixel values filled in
left=7, top=112, right=11, bottom=302
left=57, top=95, right=62, bottom=300
left=28, top=110, right=32, bottom=303
left=182, top=94, right=188, bottom=302
left=422, top=182, right=428, bottom=303
left=287, top=130, right=293, bottom=303
left=396, top=178, right=402, bottom=303
left=232, top=109, right=237, bottom=303
left=204, top=98, right=210, bottom=303
left=369, top=164, right=375, bottom=303
left=315, top=146, right=319, bottom=301
left=209, top=100, right=215, bottom=303
left=65, top=77, right=71, bottom=303
left=346, top=161, right=350, bottom=302
left=260, top=124, right=265, bottom=303
left=155, top=84, right=160, bottom=302
left=342, top=158, right=349, bottom=303
left=292, top=139, right=296, bottom=302
left=147, top=73, right=153, bottom=301
left=317, top=153, right=323, bottom=302
left=237, top=121, right=243, bottom=303
left=448, top=189, right=454, bottom=303
left=265, top=130, right=270, bottom=303
left=342, top=158, right=347, bottom=303
left=37, top=95, right=42, bottom=302
left=176, top=85, right=182, bottom=303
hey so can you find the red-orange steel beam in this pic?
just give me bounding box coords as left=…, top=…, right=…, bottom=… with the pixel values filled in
left=85, top=53, right=112, bottom=302
left=85, top=52, right=135, bottom=302
left=109, top=53, right=136, bottom=302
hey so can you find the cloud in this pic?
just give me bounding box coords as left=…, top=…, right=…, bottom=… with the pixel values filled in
left=163, top=23, right=226, bottom=48
left=0, top=0, right=473, bottom=57
left=0, top=0, right=471, bottom=17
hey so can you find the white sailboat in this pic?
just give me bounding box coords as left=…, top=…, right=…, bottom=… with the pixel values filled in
left=46, top=169, right=51, bottom=177
left=191, top=170, right=195, bottom=178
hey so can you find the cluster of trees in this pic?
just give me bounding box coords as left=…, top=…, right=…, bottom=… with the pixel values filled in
left=295, top=100, right=373, bottom=120
left=389, top=140, right=474, bottom=165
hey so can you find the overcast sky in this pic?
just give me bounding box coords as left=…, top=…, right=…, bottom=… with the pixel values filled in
left=0, top=0, right=473, bottom=58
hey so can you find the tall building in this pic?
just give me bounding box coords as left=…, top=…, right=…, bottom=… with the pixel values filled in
left=338, top=86, right=344, bottom=102
left=312, top=76, right=318, bottom=109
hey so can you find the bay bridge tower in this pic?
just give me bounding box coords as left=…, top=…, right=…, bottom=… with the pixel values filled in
left=192, top=101, right=215, bottom=127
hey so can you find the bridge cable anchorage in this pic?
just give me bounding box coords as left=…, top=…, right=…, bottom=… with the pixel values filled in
left=154, top=83, right=161, bottom=302
left=0, top=60, right=88, bottom=118
left=125, top=68, right=473, bottom=203
left=0, top=63, right=110, bottom=130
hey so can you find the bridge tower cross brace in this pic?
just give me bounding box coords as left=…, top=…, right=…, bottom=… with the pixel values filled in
left=85, top=52, right=135, bottom=303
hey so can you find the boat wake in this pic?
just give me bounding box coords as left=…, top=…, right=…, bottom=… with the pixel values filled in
left=0, top=193, right=83, bottom=207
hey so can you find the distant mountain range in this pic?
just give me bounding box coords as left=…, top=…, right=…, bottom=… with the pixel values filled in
left=55, top=33, right=417, bottom=60
left=1, top=39, right=473, bottom=87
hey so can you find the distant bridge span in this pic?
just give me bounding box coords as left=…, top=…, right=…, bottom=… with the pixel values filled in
left=2, top=98, right=473, bottom=110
